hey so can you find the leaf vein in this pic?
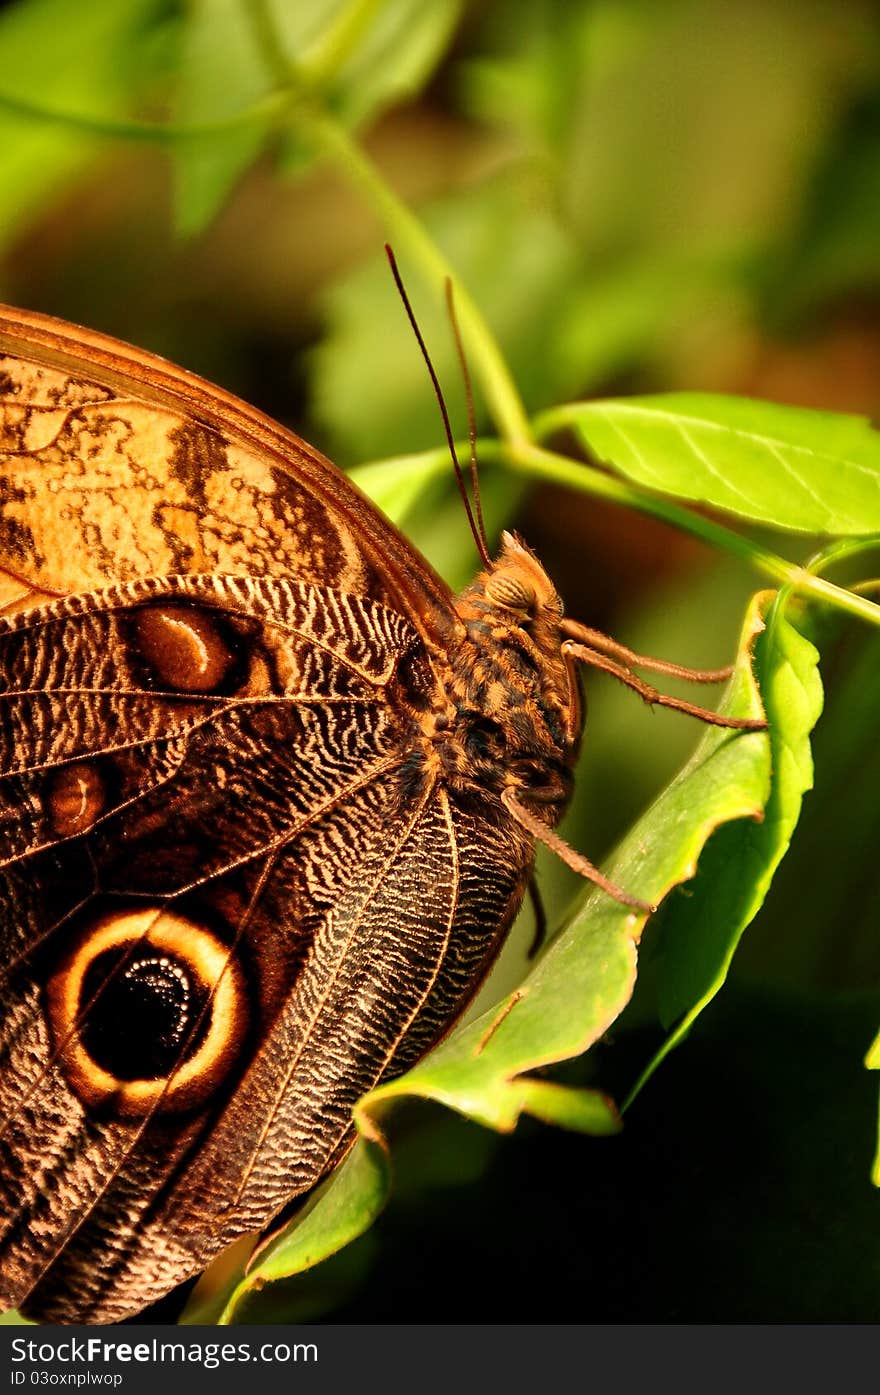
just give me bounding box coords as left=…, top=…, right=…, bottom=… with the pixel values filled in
left=674, top=421, right=755, bottom=506
left=616, top=405, right=880, bottom=487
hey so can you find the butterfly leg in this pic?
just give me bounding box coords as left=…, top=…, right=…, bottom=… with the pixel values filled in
left=560, top=618, right=736, bottom=683
left=501, top=789, right=654, bottom=913
left=563, top=641, right=767, bottom=731
left=526, top=875, right=547, bottom=959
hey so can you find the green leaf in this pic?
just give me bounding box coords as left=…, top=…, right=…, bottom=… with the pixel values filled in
left=739, top=612, right=880, bottom=990
left=539, top=556, right=761, bottom=950
left=210, top=1136, right=389, bottom=1324
left=0, top=0, right=163, bottom=254
left=865, top=1028, right=880, bottom=1187
left=219, top=592, right=770, bottom=1321
left=172, top=0, right=276, bottom=235
left=347, top=452, right=451, bottom=526
left=505, top=1079, right=620, bottom=1135
left=277, top=0, right=463, bottom=168
left=627, top=593, right=823, bottom=1103
left=559, top=393, right=880, bottom=535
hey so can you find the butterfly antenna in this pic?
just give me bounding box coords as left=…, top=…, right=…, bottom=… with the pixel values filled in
left=444, top=275, right=490, bottom=565
left=384, top=244, right=493, bottom=569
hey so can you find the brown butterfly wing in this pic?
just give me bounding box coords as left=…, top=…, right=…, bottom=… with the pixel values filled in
left=0, top=312, right=532, bottom=1322
left=0, top=303, right=454, bottom=641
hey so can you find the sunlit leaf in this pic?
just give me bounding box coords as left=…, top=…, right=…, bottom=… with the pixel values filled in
left=560, top=393, right=880, bottom=534
left=627, top=593, right=822, bottom=1101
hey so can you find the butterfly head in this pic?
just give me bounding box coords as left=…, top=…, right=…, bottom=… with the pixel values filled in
left=482, top=529, right=564, bottom=620
left=441, top=531, right=581, bottom=825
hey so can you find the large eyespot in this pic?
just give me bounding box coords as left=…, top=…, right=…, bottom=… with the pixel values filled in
left=484, top=571, right=537, bottom=612
left=45, top=909, right=249, bottom=1118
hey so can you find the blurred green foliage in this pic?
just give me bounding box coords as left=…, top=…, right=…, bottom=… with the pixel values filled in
left=1, top=0, right=879, bottom=1325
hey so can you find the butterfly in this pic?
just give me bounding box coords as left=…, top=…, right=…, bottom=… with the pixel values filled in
left=0, top=273, right=764, bottom=1325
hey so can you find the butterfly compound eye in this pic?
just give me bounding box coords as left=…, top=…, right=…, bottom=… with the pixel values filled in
left=484, top=571, right=537, bottom=612
left=45, top=909, right=249, bottom=1118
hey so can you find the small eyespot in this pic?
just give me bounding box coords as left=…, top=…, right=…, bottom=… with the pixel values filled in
left=485, top=571, right=537, bottom=612
left=131, top=604, right=239, bottom=693
left=45, top=762, right=106, bottom=837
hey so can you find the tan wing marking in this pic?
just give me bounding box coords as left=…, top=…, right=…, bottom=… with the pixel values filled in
left=0, top=390, right=366, bottom=597
left=0, top=308, right=460, bottom=650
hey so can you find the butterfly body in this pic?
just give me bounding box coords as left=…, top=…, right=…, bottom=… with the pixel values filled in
left=0, top=307, right=582, bottom=1322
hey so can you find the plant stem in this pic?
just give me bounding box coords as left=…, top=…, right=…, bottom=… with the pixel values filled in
left=803, top=536, right=880, bottom=576
left=0, top=87, right=287, bottom=140
left=244, top=0, right=533, bottom=449
left=356, top=440, right=880, bottom=627
left=501, top=442, right=880, bottom=626
left=303, top=0, right=385, bottom=82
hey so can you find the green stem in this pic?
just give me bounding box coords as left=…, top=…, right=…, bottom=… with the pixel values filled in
left=498, top=442, right=880, bottom=627
left=0, top=87, right=287, bottom=140
left=244, top=0, right=532, bottom=449
left=355, top=439, right=880, bottom=627
left=244, top=0, right=295, bottom=83
left=303, top=0, right=385, bottom=82
left=803, top=535, right=880, bottom=576
left=306, top=120, right=531, bottom=447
